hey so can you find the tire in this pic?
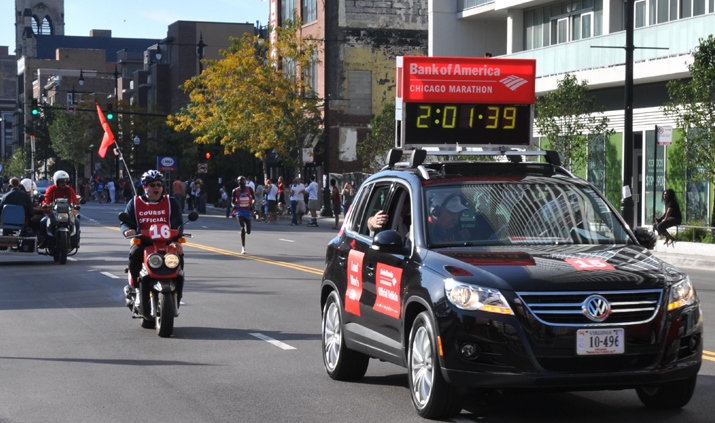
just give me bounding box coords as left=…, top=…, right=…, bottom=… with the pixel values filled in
left=636, top=375, right=697, bottom=409
left=156, top=292, right=175, bottom=338
left=140, top=317, right=155, bottom=329
left=408, top=311, right=463, bottom=419
left=321, top=291, right=369, bottom=380
left=57, top=231, right=68, bottom=264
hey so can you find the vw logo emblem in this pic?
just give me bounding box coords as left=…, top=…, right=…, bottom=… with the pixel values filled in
left=582, top=295, right=611, bottom=322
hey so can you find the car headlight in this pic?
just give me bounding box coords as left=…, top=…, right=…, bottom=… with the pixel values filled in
left=164, top=253, right=180, bottom=269
left=445, top=279, right=513, bottom=315
left=668, top=277, right=696, bottom=311
left=147, top=254, right=163, bottom=269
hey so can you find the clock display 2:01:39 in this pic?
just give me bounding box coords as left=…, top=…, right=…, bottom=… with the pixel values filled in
left=413, top=103, right=524, bottom=130
left=403, top=103, right=532, bottom=145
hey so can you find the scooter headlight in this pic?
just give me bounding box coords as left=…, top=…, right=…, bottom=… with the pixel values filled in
left=147, top=254, right=163, bottom=269
left=164, top=253, right=180, bottom=269
left=57, top=212, right=70, bottom=222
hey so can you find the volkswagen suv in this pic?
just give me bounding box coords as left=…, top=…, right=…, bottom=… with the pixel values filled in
left=319, top=148, right=702, bottom=419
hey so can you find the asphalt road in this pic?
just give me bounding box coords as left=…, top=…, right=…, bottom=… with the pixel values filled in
left=1, top=202, right=714, bottom=422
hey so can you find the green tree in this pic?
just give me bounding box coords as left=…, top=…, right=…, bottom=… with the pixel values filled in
left=535, top=73, right=613, bottom=171
left=169, top=18, right=323, bottom=173
left=662, top=35, right=715, bottom=226
left=5, top=147, right=30, bottom=178
left=49, top=109, right=96, bottom=181
left=358, top=101, right=395, bottom=173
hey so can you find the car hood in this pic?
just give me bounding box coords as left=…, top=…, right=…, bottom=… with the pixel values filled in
left=424, top=244, right=684, bottom=292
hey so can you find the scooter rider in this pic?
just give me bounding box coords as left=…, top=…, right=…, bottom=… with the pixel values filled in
left=120, top=170, right=184, bottom=315
left=39, top=170, right=81, bottom=247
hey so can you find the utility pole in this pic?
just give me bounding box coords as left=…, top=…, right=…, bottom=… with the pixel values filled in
left=621, top=0, right=635, bottom=227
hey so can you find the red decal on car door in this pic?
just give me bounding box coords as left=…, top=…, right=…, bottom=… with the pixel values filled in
left=345, top=250, right=364, bottom=316
left=373, top=263, right=402, bottom=318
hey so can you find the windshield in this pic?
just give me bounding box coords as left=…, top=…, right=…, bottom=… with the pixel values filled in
left=424, top=177, right=630, bottom=247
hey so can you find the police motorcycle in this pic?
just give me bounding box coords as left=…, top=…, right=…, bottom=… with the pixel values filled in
left=40, top=195, right=83, bottom=264
left=119, top=210, right=198, bottom=338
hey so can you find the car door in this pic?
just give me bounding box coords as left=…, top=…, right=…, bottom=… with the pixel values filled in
left=360, top=183, right=414, bottom=360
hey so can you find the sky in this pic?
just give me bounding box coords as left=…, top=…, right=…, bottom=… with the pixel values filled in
left=1, top=0, right=270, bottom=51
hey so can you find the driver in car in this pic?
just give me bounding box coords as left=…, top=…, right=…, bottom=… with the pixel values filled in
left=428, top=192, right=471, bottom=244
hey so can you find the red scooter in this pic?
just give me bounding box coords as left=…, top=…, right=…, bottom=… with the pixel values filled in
left=119, top=211, right=198, bottom=337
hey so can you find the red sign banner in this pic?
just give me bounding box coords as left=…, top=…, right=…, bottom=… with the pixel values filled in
left=345, top=250, right=364, bottom=316
left=398, top=56, right=536, bottom=105
left=372, top=263, right=402, bottom=319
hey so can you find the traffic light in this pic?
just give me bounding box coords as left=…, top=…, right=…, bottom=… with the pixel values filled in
left=205, top=151, right=212, bottom=160
left=31, top=98, right=39, bottom=115
left=106, top=104, right=114, bottom=120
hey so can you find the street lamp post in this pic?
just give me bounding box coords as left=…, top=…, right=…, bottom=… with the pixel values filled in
left=133, top=135, right=140, bottom=172
left=196, top=33, right=206, bottom=74
left=89, top=144, right=95, bottom=179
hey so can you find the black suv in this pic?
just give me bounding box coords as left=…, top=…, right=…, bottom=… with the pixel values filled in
left=319, top=149, right=702, bottom=419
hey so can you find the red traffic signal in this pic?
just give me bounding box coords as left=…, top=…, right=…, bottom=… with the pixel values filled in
left=205, top=152, right=211, bottom=159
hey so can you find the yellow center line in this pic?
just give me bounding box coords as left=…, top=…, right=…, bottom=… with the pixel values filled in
left=101, top=225, right=324, bottom=275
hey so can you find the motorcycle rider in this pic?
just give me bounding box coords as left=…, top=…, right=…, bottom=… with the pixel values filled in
left=120, top=170, right=184, bottom=317
left=38, top=170, right=81, bottom=247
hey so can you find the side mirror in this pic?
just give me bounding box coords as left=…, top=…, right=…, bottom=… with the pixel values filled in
left=371, top=229, right=409, bottom=255
left=79, top=197, right=87, bottom=205
left=187, top=211, right=199, bottom=222
left=118, top=212, right=129, bottom=223
left=633, top=227, right=657, bottom=250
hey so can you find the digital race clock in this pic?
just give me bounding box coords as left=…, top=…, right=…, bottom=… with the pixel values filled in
left=396, top=56, right=537, bottom=149
left=404, top=103, right=532, bottom=146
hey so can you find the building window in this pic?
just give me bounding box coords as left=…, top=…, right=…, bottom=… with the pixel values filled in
left=525, top=0, right=602, bottom=50
left=32, top=16, right=52, bottom=35
left=348, top=71, right=372, bottom=116
left=304, top=54, right=318, bottom=95
left=636, top=0, right=647, bottom=27
left=302, top=0, right=317, bottom=23
left=281, top=0, right=296, bottom=24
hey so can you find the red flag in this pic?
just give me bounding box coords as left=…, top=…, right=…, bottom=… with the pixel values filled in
left=96, top=103, right=116, bottom=158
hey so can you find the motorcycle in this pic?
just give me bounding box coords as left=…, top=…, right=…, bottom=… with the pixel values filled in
left=119, top=210, right=198, bottom=337
left=41, top=197, right=83, bottom=264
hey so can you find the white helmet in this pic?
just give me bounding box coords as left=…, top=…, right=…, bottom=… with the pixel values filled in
left=20, top=178, right=36, bottom=193
left=53, top=170, right=70, bottom=184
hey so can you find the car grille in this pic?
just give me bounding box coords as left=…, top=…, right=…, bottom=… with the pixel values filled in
left=515, top=289, right=663, bottom=326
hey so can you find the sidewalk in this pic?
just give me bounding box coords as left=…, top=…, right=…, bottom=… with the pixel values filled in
left=651, top=239, right=715, bottom=270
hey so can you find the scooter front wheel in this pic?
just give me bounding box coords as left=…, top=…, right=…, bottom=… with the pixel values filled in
left=156, top=292, right=175, bottom=338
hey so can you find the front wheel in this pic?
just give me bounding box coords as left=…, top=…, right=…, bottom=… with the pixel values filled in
left=408, top=311, right=463, bottom=419
left=156, top=292, right=175, bottom=338
left=636, top=375, right=697, bottom=409
left=57, top=231, right=68, bottom=264
left=321, top=291, right=369, bottom=380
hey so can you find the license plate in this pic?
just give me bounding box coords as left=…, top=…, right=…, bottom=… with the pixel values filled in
left=576, top=328, right=624, bottom=355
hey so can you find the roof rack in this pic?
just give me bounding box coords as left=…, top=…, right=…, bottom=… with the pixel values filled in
left=385, top=147, right=561, bottom=169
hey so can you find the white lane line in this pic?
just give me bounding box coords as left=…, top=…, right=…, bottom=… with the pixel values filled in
left=249, top=332, right=296, bottom=350
left=278, top=239, right=295, bottom=242
left=101, top=271, right=120, bottom=279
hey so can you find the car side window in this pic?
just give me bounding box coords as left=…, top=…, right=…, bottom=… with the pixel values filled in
left=358, top=183, right=391, bottom=237
left=388, top=186, right=411, bottom=241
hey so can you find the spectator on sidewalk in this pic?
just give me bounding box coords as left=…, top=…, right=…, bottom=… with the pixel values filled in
left=306, top=174, right=320, bottom=227
left=330, top=179, right=341, bottom=229
left=289, top=177, right=305, bottom=226
left=172, top=177, right=186, bottom=213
